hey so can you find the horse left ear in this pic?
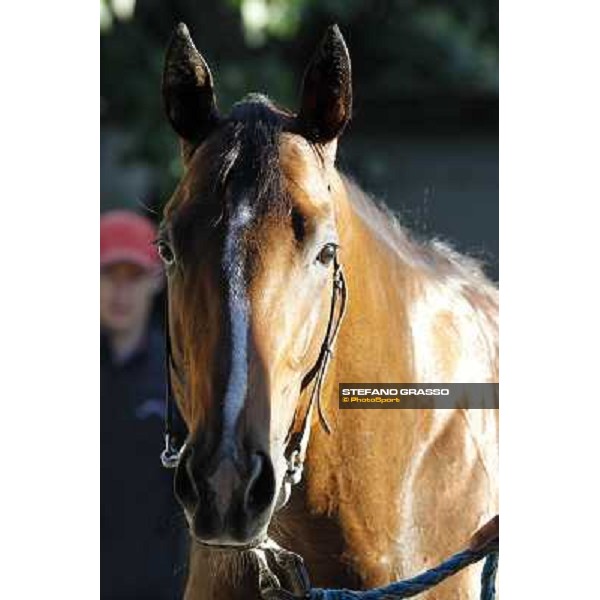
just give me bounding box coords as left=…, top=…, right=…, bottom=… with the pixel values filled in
left=297, top=25, right=352, bottom=147
left=162, top=23, right=219, bottom=160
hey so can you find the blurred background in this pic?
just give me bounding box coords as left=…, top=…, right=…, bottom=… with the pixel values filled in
left=100, top=0, right=498, bottom=280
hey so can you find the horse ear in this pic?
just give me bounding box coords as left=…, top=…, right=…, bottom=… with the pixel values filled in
left=297, top=25, right=352, bottom=146
left=162, top=23, right=219, bottom=156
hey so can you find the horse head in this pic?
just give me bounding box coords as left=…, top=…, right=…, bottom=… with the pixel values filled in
left=159, top=23, right=351, bottom=548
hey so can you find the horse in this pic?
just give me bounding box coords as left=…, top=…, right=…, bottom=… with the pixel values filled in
left=158, top=23, right=499, bottom=599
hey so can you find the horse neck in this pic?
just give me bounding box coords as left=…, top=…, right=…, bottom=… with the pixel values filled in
left=332, top=176, right=418, bottom=383
left=296, top=174, right=497, bottom=536
left=276, top=177, right=498, bottom=590
left=328, top=173, right=498, bottom=385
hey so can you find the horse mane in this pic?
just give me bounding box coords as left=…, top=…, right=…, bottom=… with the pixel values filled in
left=341, top=174, right=498, bottom=379
left=341, top=175, right=493, bottom=285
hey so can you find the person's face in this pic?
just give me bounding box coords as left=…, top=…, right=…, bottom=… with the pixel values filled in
left=100, top=262, right=160, bottom=335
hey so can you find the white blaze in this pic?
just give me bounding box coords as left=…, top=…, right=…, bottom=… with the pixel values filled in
left=221, top=202, right=253, bottom=441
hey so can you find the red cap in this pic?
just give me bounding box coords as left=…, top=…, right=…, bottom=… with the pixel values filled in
left=100, top=210, right=160, bottom=271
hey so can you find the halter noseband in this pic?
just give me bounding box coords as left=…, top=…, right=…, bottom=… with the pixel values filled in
left=160, top=257, right=348, bottom=503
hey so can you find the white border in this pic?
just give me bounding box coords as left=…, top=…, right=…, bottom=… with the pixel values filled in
left=0, top=1, right=598, bottom=598
left=501, top=1, right=600, bottom=597
left=0, top=2, right=99, bottom=597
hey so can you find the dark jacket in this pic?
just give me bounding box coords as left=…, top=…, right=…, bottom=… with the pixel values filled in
left=101, top=327, right=186, bottom=599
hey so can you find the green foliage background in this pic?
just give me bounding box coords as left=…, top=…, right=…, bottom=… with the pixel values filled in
left=101, top=0, right=497, bottom=199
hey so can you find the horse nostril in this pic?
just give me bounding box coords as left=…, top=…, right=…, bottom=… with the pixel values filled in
left=245, top=452, right=275, bottom=515
left=174, top=446, right=197, bottom=510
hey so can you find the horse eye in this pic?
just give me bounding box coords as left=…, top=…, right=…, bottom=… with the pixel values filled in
left=157, top=241, right=175, bottom=265
left=316, top=243, right=337, bottom=266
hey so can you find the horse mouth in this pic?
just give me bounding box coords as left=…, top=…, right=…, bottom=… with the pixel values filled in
left=192, top=535, right=268, bottom=552
left=183, top=504, right=272, bottom=552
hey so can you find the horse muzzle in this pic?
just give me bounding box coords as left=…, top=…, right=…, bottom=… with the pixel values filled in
left=174, top=443, right=277, bottom=547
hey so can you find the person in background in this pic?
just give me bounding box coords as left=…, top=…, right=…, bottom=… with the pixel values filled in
left=101, top=210, right=184, bottom=599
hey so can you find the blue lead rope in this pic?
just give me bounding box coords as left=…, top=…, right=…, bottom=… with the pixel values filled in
left=309, top=544, right=498, bottom=600
left=480, top=552, right=498, bottom=600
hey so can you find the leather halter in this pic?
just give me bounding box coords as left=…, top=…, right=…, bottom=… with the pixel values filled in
left=159, top=257, right=348, bottom=504
left=278, top=257, right=347, bottom=506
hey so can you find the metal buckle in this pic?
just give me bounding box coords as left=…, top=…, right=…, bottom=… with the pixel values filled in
left=254, top=538, right=312, bottom=599
left=160, top=434, right=183, bottom=469
left=285, top=449, right=304, bottom=486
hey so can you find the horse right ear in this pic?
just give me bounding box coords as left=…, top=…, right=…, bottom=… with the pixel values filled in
left=162, top=23, right=219, bottom=158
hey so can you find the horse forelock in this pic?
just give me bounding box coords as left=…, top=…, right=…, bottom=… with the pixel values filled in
left=165, top=95, right=301, bottom=263
left=213, top=95, right=293, bottom=219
